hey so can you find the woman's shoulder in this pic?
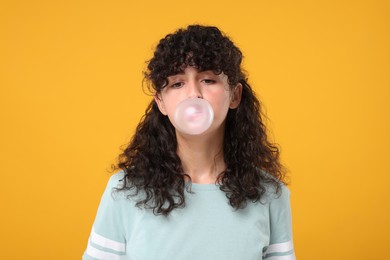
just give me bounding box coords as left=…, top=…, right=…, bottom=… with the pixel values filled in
left=106, top=169, right=126, bottom=188
left=259, top=170, right=291, bottom=203
left=104, top=169, right=141, bottom=202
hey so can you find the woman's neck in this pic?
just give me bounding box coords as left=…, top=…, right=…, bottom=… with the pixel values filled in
left=176, top=130, right=226, bottom=184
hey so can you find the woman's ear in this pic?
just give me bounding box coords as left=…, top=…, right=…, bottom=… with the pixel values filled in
left=229, top=83, right=243, bottom=109
left=154, top=94, right=168, bottom=115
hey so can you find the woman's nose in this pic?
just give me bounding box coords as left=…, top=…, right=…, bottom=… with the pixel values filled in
left=187, top=81, right=203, bottom=98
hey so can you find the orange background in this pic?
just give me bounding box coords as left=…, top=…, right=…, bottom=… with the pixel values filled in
left=1, top=0, right=389, bottom=259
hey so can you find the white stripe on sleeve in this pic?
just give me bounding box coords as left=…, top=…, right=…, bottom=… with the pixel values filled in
left=264, top=240, right=294, bottom=254
left=86, top=244, right=126, bottom=260
left=264, top=255, right=296, bottom=260
left=90, top=227, right=126, bottom=252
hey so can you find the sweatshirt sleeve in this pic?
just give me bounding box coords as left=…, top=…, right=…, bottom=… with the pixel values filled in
left=82, top=172, right=127, bottom=260
left=263, top=184, right=296, bottom=260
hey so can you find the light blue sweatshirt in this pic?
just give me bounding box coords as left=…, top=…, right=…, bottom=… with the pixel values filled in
left=83, top=170, right=296, bottom=260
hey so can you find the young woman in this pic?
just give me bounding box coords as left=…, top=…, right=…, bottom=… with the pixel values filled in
left=83, top=24, right=296, bottom=260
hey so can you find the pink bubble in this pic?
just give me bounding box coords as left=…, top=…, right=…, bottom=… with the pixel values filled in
left=173, top=98, right=214, bottom=135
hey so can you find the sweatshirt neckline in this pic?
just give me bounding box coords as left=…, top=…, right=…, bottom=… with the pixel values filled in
left=184, top=181, right=221, bottom=191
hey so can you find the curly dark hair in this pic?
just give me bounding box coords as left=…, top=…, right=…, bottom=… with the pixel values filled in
left=110, top=24, right=288, bottom=216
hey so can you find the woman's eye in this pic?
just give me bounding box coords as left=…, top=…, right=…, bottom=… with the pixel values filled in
left=170, top=82, right=183, bottom=88
left=202, top=79, right=216, bottom=84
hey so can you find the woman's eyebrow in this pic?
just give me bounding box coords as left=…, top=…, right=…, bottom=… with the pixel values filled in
left=167, top=74, right=184, bottom=81
left=199, top=70, right=219, bottom=76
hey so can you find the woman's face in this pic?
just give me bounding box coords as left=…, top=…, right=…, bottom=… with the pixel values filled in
left=154, top=66, right=242, bottom=136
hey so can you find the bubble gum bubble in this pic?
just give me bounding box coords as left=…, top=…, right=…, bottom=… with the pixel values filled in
left=173, top=98, right=214, bottom=135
